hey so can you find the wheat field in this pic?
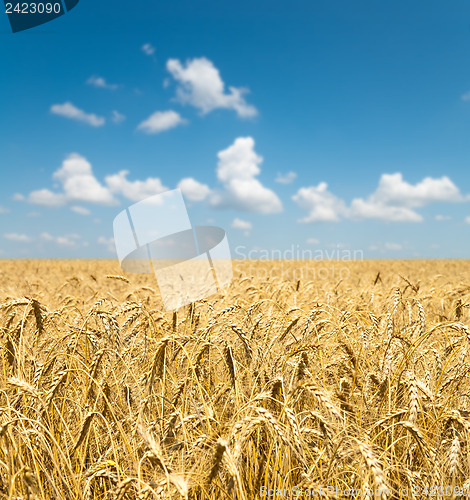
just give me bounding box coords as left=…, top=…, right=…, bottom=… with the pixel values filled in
left=1, top=259, right=470, bottom=499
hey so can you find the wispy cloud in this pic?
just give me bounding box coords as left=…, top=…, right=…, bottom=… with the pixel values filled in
left=50, top=102, right=105, bottom=127
left=86, top=75, right=119, bottom=90
left=141, top=43, right=155, bottom=56
left=231, top=217, right=252, bottom=236
left=70, top=206, right=91, bottom=215
left=4, top=233, right=31, bottom=242
left=385, top=242, right=403, bottom=251
left=41, top=232, right=81, bottom=247
left=98, top=236, right=116, bottom=253
left=461, top=91, right=470, bottom=101
left=306, top=238, right=320, bottom=245
left=112, top=110, right=126, bottom=124
left=137, top=110, right=187, bottom=134
left=275, top=171, right=297, bottom=184
left=231, top=218, right=252, bottom=230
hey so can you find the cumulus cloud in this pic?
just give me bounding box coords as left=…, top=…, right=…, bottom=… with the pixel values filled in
left=435, top=215, right=451, bottom=221
left=462, top=91, right=470, bottom=101
left=52, top=154, right=116, bottom=205
left=0, top=206, right=9, bottom=214
left=275, top=171, right=297, bottom=184
left=4, top=233, right=31, bottom=242
left=293, top=183, right=346, bottom=222
left=177, top=177, right=211, bottom=202
left=349, top=173, right=463, bottom=222
left=294, top=173, right=466, bottom=223
left=142, top=43, right=155, bottom=56
left=23, top=154, right=116, bottom=207
left=166, top=57, right=257, bottom=117
left=105, top=170, right=168, bottom=202
left=137, top=110, right=187, bottom=134
left=50, top=102, right=105, bottom=127
left=210, top=137, right=282, bottom=214
left=356, top=173, right=461, bottom=208
left=86, top=76, right=119, bottom=90
left=112, top=110, right=126, bottom=124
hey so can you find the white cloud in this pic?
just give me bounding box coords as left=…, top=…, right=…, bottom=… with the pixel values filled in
left=465, top=216, right=470, bottom=224
left=86, top=76, right=118, bottom=90
left=41, top=232, right=81, bottom=247
left=231, top=218, right=252, bottom=230
left=293, top=183, right=346, bottom=222
left=25, top=154, right=116, bottom=207
left=462, top=91, right=470, bottom=101
left=210, top=137, right=282, bottom=214
left=306, top=238, right=320, bottom=245
left=4, top=233, right=31, bottom=242
left=142, top=43, right=155, bottom=56
left=137, top=110, right=187, bottom=134
left=275, top=171, right=297, bottom=184
left=57, top=236, right=79, bottom=247
left=52, top=154, right=116, bottom=205
left=71, top=206, right=91, bottom=215
left=105, top=170, right=168, bottom=202
left=177, top=177, right=211, bottom=202
left=435, top=215, right=451, bottom=221
left=166, top=57, right=257, bottom=117
left=294, top=172, right=466, bottom=223
left=112, top=110, right=126, bottom=124
left=385, top=242, right=403, bottom=251
left=26, top=189, right=65, bottom=207
left=50, top=102, right=105, bottom=127
left=27, top=211, right=41, bottom=218
left=349, top=173, right=463, bottom=222
left=349, top=198, right=423, bottom=222
left=98, top=236, right=116, bottom=253
left=360, top=173, right=461, bottom=207
left=12, top=193, right=25, bottom=201
left=0, top=206, right=9, bottom=214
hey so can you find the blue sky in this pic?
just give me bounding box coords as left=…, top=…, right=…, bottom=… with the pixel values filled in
left=2, top=0, right=470, bottom=259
